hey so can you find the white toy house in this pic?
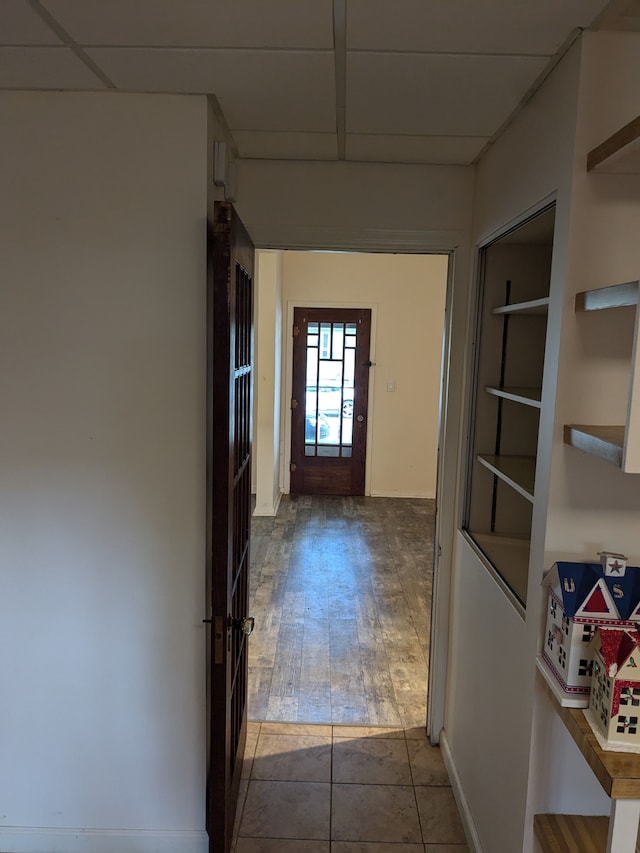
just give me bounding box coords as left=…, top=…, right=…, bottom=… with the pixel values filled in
left=538, top=554, right=640, bottom=707
left=586, top=627, right=640, bottom=750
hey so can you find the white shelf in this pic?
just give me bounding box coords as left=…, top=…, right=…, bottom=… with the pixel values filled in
left=477, top=454, right=536, bottom=502
left=471, top=532, right=529, bottom=605
left=485, top=386, right=542, bottom=408
left=564, top=425, right=625, bottom=469
left=575, top=281, right=639, bottom=312
left=492, top=296, right=549, bottom=316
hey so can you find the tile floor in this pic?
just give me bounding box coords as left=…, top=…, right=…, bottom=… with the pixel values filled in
left=232, top=721, right=469, bottom=852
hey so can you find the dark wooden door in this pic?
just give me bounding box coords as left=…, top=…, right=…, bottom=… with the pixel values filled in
left=206, top=201, right=254, bottom=853
left=290, top=307, right=371, bottom=495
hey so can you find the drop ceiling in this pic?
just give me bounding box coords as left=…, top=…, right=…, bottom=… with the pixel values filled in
left=0, top=0, right=636, bottom=166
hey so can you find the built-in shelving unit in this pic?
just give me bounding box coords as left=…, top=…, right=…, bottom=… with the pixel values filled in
left=587, top=115, right=640, bottom=174
left=564, top=281, right=640, bottom=473
left=464, top=207, right=555, bottom=609
left=535, top=675, right=640, bottom=853
left=538, top=122, right=640, bottom=853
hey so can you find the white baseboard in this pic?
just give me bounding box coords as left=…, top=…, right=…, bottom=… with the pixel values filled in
left=252, top=490, right=282, bottom=517
left=440, top=731, right=483, bottom=853
left=0, top=827, right=208, bottom=853
left=368, top=491, right=434, bottom=499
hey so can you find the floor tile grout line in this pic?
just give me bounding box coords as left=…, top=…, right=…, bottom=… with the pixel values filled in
left=329, top=724, right=334, bottom=842
left=409, top=732, right=428, bottom=845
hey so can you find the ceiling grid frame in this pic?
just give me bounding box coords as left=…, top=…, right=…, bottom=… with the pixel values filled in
left=0, top=0, right=635, bottom=165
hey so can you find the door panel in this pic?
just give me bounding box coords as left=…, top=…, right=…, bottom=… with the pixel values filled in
left=290, top=307, right=371, bottom=496
left=207, top=201, right=254, bottom=853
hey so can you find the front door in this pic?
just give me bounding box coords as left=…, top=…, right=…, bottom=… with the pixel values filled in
left=206, top=201, right=254, bottom=853
left=290, top=306, right=371, bottom=495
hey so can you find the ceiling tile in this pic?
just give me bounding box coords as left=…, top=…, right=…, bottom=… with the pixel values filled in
left=234, top=131, right=337, bottom=160
left=0, top=0, right=62, bottom=45
left=347, top=0, right=610, bottom=55
left=42, top=0, right=334, bottom=48
left=0, top=46, right=105, bottom=89
left=347, top=52, right=549, bottom=137
left=87, top=48, right=336, bottom=132
left=346, top=134, right=488, bottom=165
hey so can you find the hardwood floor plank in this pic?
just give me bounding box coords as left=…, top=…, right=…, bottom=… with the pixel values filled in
left=248, top=495, right=432, bottom=726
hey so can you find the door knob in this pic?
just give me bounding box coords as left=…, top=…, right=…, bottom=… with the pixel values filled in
left=356, top=414, right=364, bottom=422
left=232, top=616, right=255, bottom=636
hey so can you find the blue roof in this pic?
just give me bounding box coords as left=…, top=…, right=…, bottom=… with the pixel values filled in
left=555, top=561, right=640, bottom=620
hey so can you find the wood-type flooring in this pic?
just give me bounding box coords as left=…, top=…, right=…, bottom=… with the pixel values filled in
left=248, top=495, right=434, bottom=728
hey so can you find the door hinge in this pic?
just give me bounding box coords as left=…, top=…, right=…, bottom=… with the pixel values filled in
left=290, top=462, right=297, bottom=472
left=291, top=398, right=298, bottom=409
left=293, top=325, right=300, bottom=337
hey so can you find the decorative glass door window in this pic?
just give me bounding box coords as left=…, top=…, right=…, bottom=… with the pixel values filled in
left=305, top=321, right=356, bottom=457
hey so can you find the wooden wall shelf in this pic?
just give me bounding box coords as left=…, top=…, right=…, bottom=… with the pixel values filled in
left=564, top=425, right=624, bottom=469
left=587, top=115, right=640, bottom=174
left=537, top=675, right=640, bottom=852
left=575, top=282, right=639, bottom=312
left=540, top=674, right=640, bottom=800
left=534, top=813, right=610, bottom=853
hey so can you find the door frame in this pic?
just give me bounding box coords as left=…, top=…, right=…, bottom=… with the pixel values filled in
left=281, top=299, right=378, bottom=496
left=426, top=250, right=456, bottom=744
left=254, top=249, right=457, bottom=744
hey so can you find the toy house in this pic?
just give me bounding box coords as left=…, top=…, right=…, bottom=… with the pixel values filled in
left=538, top=555, right=640, bottom=707
left=585, top=628, right=640, bottom=751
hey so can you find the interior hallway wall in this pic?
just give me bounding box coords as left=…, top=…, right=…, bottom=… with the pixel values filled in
left=280, top=250, right=448, bottom=498
left=0, top=91, right=209, bottom=853
left=529, top=27, right=640, bottom=839
left=254, top=250, right=283, bottom=515
left=445, top=41, right=587, bottom=853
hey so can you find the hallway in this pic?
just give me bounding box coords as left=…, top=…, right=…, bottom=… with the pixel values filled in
left=248, top=495, right=434, bottom=728
left=240, top=497, right=469, bottom=850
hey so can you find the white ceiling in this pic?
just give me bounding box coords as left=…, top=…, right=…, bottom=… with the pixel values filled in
left=1, top=0, right=636, bottom=166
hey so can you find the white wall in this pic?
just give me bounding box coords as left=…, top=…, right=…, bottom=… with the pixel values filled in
left=278, top=251, right=448, bottom=498
left=254, top=250, right=283, bottom=515
left=235, top=159, right=474, bottom=254
left=529, top=26, right=640, bottom=837
left=546, top=30, right=640, bottom=556
left=0, top=92, right=208, bottom=853
left=445, top=42, right=589, bottom=853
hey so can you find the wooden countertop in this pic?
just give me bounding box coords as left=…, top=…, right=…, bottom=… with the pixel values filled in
left=540, top=674, right=640, bottom=798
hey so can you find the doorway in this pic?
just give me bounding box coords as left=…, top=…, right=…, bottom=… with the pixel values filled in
left=251, top=250, right=449, bottom=728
